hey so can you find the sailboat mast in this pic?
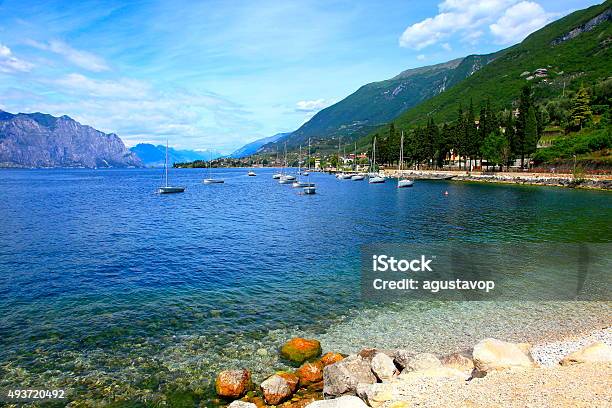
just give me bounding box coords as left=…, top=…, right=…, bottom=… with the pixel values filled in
left=165, top=139, right=169, bottom=187
left=399, top=131, right=403, bottom=173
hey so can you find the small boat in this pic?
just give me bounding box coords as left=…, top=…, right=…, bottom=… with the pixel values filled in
left=303, top=186, right=316, bottom=194
left=158, top=140, right=185, bottom=194
left=203, top=150, right=224, bottom=184
left=368, top=136, right=385, bottom=184
left=293, top=181, right=314, bottom=188
left=203, top=178, right=224, bottom=184
left=351, top=174, right=365, bottom=181
left=302, top=171, right=309, bottom=176
left=397, top=132, right=413, bottom=188
left=283, top=174, right=296, bottom=181
left=340, top=173, right=353, bottom=179
left=248, top=170, right=256, bottom=176
left=279, top=175, right=294, bottom=184
left=272, top=173, right=282, bottom=179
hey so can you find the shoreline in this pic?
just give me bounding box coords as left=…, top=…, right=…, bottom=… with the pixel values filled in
left=222, top=324, right=611, bottom=408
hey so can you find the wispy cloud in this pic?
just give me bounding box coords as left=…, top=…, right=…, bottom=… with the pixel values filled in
left=27, top=39, right=110, bottom=72
left=295, top=99, right=330, bottom=113
left=54, top=73, right=150, bottom=98
left=399, top=0, right=556, bottom=50
left=0, top=43, right=34, bottom=73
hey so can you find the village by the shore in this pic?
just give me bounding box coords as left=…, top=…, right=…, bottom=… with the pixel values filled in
left=213, top=326, right=612, bottom=408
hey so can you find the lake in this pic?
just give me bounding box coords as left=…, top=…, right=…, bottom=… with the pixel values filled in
left=0, top=168, right=610, bottom=406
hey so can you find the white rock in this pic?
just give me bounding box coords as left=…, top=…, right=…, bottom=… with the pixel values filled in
left=306, top=395, right=369, bottom=408
left=401, top=353, right=442, bottom=372
left=370, top=352, right=397, bottom=381
left=323, top=355, right=377, bottom=397
left=560, top=342, right=612, bottom=365
left=472, top=338, right=536, bottom=376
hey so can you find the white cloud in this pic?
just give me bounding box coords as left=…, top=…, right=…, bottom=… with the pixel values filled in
left=398, top=0, right=552, bottom=50
left=417, top=54, right=426, bottom=61
left=441, top=43, right=452, bottom=51
left=490, top=1, right=555, bottom=44
left=28, top=40, right=109, bottom=72
left=295, top=99, right=329, bottom=113
left=54, top=73, right=150, bottom=98
left=0, top=43, right=34, bottom=73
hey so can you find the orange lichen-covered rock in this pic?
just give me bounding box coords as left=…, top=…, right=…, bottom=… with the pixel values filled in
left=215, top=369, right=252, bottom=399
left=296, top=360, right=324, bottom=385
left=280, top=338, right=322, bottom=364
left=320, top=352, right=344, bottom=367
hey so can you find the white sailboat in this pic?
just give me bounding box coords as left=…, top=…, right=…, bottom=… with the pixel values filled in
left=293, top=145, right=313, bottom=187
left=203, top=151, right=224, bottom=184
left=302, top=138, right=310, bottom=176
left=351, top=142, right=365, bottom=180
left=397, top=131, right=413, bottom=188
left=303, top=139, right=316, bottom=194
left=279, top=141, right=295, bottom=184
left=158, top=140, right=185, bottom=194
left=273, top=147, right=282, bottom=179
left=368, top=136, right=385, bottom=184
left=247, top=160, right=256, bottom=176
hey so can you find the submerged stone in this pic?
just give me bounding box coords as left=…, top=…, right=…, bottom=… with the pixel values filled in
left=281, top=338, right=322, bottom=364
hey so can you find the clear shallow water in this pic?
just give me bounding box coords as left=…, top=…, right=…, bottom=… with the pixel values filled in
left=0, top=168, right=610, bottom=406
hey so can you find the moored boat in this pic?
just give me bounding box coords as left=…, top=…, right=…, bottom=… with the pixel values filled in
left=158, top=140, right=185, bottom=194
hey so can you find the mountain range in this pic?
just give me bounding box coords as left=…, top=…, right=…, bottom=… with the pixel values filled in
left=229, top=132, right=290, bottom=158
left=0, top=111, right=141, bottom=168
left=129, top=143, right=222, bottom=167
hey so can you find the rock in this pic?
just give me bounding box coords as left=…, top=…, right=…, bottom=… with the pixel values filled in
left=356, top=383, right=394, bottom=408
left=400, top=353, right=442, bottom=372
left=260, top=372, right=299, bottom=405
left=320, top=352, right=344, bottom=367
left=472, top=338, right=536, bottom=376
left=215, top=369, right=251, bottom=399
left=228, top=401, right=257, bottom=408
left=323, top=354, right=377, bottom=397
left=281, top=338, right=323, bottom=364
left=440, top=351, right=474, bottom=372
left=305, top=395, right=369, bottom=408
left=370, top=352, right=397, bottom=381
left=393, top=349, right=414, bottom=370
left=296, top=361, right=324, bottom=385
left=560, top=342, right=612, bottom=365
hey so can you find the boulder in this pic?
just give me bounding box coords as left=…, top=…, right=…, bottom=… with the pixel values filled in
left=281, top=338, right=323, bottom=364
left=260, top=372, right=299, bottom=405
left=370, top=352, right=397, bottom=381
left=560, top=342, right=612, bottom=365
left=305, top=395, right=369, bottom=408
left=440, top=351, right=474, bottom=372
left=228, top=401, right=257, bottom=408
left=323, top=354, right=377, bottom=397
left=215, top=369, right=251, bottom=399
left=320, top=352, right=344, bottom=367
left=297, top=361, right=324, bottom=385
left=393, top=349, right=414, bottom=370
left=356, top=383, right=394, bottom=408
left=400, top=353, right=442, bottom=372
left=398, top=366, right=469, bottom=381
left=472, top=338, right=536, bottom=376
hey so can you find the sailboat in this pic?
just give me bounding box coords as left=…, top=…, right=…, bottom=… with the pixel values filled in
left=368, top=136, right=385, bottom=184
left=158, top=140, right=185, bottom=194
left=293, top=145, right=313, bottom=187
left=247, top=160, right=256, bottom=176
left=397, top=131, right=413, bottom=188
left=279, top=142, right=295, bottom=184
left=203, top=151, right=224, bottom=184
left=273, top=147, right=282, bottom=179
left=302, top=138, right=310, bottom=176
left=303, top=139, right=316, bottom=194
left=351, top=142, right=365, bottom=180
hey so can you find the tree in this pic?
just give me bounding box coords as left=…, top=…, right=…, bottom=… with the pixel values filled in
left=515, top=85, right=538, bottom=168
left=569, top=86, right=592, bottom=130
left=524, top=105, right=539, bottom=167
left=329, top=154, right=339, bottom=169
left=481, top=130, right=509, bottom=171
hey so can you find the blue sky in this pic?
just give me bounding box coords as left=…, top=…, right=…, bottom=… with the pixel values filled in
left=0, top=0, right=602, bottom=152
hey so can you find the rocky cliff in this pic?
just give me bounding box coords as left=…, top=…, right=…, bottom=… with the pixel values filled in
left=0, top=111, right=142, bottom=168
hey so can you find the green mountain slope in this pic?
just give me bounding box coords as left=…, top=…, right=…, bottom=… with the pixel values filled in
left=391, top=1, right=612, bottom=130
left=275, top=53, right=499, bottom=149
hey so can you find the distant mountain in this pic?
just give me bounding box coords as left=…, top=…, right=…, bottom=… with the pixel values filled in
left=0, top=110, right=142, bottom=168
left=391, top=1, right=612, bottom=129
left=273, top=54, right=499, bottom=150
left=230, top=132, right=290, bottom=158
left=130, top=143, right=222, bottom=167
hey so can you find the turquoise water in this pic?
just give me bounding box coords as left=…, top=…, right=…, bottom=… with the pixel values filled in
left=0, top=168, right=610, bottom=406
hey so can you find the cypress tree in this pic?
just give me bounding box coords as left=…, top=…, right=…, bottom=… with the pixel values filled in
left=570, top=86, right=592, bottom=130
